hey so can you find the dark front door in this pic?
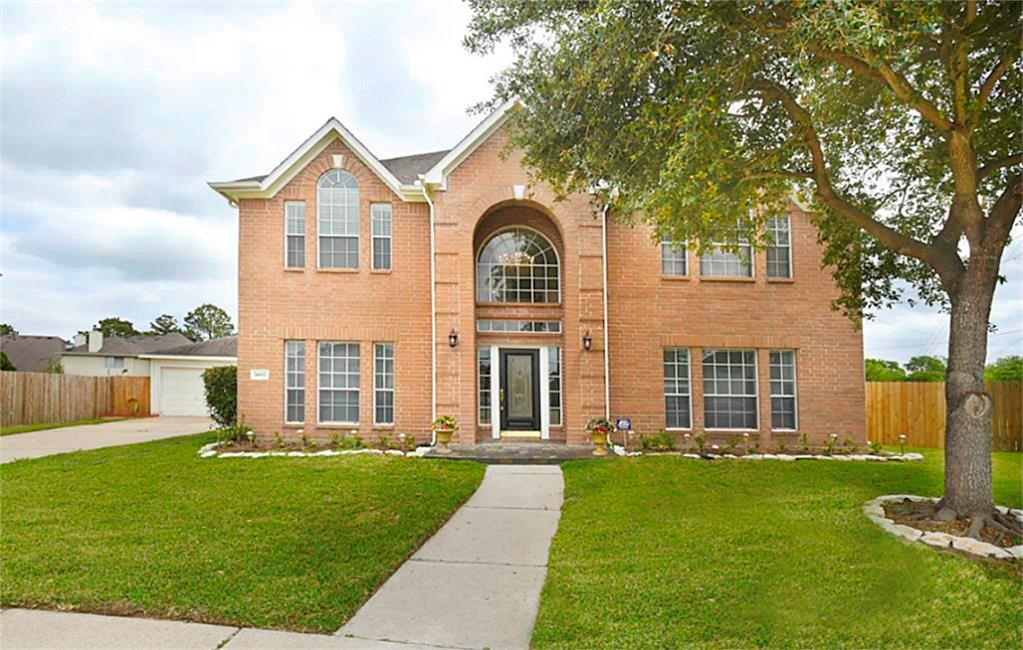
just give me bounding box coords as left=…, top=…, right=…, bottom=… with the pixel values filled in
left=500, top=348, right=540, bottom=431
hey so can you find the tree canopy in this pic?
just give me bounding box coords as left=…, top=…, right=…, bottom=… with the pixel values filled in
left=985, top=354, right=1023, bottom=381
left=0, top=323, right=17, bottom=337
left=148, top=314, right=183, bottom=337
left=184, top=304, right=235, bottom=342
left=91, top=317, right=140, bottom=338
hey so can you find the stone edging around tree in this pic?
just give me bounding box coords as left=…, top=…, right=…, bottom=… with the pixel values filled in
left=611, top=446, right=925, bottom=462
left=197, top=442, right=430, bottom=459
left=863, top=495, right=1023, bottom=561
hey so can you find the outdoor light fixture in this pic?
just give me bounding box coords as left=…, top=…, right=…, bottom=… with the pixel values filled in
left=448, top=329, right=459, bottom=348
left=582, top=330, right=592, bottom=351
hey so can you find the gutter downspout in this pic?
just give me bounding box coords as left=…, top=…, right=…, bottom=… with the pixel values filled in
left=602, top=204, right=611, bottom=421
left=418, top=177, right=437, bottom=444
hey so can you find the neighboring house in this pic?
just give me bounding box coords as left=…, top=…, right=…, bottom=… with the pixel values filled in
left=0, top=335, right=67, bottom=372
left=62, top=331, right=237, bottom=416
left=209, top=100, right=865, bottom=446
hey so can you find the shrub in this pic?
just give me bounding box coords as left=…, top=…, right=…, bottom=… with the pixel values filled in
left=202, top=365, right=237, bottom=428
left=640, top=430, right=677, bottom=451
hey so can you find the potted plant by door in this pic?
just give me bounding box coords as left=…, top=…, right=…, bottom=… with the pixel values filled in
left=432, top=415, right=458, bottom=454
left=586, top=417, right=612, bottom=456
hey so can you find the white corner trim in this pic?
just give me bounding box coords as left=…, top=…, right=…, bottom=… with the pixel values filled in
left=422, top=98, right=519, bottom=189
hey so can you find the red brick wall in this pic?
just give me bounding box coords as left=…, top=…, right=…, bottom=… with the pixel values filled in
left=605, top=206, right=866, bottom=447
left=236, top=126, right=864, bottom=447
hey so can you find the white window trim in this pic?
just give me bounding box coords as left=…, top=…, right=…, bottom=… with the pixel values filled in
left=317, top=341, right=360, bottom=426
left=371, top=203, right=392, bottom=271
left=660, top=238, right=689, bottom=277
left=284, top=201, right=305, bottom=269
left=767, top=214, right=793, bottom=279
left=373, top=342, right=395, bottom=426
left=702, top=348, right=760, bottom=431
left=478, top=345, right=492, bottom=426
left=284, top=340, right=305, bottom=425
left=770, top=349, right=799, bottom=431
left=663, top=347, right=693, bottom=431
left=486, top=344, right=551, bottom=440
left=548, top=345, right=563, bottom=427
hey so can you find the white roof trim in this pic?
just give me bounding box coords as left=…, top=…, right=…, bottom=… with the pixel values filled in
left=209, top=118, right=416, bottom=203
left=421, top=99, right=519, bottom=189
left=138, top=354, right=237, bottom=361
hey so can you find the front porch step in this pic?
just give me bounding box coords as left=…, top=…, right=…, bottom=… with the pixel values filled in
left=424, top=443, right=604, bottom=464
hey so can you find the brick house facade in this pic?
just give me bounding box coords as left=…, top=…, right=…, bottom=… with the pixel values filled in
left=210, top=101, right=865, bottom=448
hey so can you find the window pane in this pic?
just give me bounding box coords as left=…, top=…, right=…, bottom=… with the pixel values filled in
left=372, top=204, right=392, bottom=271
left=767, top=215, right=791, bottom=278
left=317, top=171, right=359, bottom=268
left=478, top=346, right=491, bottom=424
left=769, top=350, right=797, bottom=429
left=663, top=348, right=691, bottom=428
left=318, top=341, right=359, bottom=423
left=548, top=346, right=561, bottom=426
left=285, top=340, right=305, bottom=423
left=702, top=349, right=758, bottom=429
left=374, top=343, right=394, bottom=424
left=661, top=239, right=687, bottom=276
left=477, top=228, right=559, bottom=303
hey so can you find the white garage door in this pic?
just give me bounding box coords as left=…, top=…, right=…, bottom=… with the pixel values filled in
left=160, top=367, right=208, bottom=416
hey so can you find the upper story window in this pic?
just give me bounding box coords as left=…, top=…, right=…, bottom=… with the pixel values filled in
left=766, top=215, right=792, bottom=278
left=477, top=227, right=560, bottom=304
left=661, top=238, right=688, bottom=276
left=285, top=201, right=305, bottom=268
left=371, top=204, right=392, bottom=271
left=317, top=170, right=359, bottom=269
left=700, top=233, right=753, bottom=278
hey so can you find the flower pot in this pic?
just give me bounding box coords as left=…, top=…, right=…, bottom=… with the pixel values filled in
left=434, top=428, right=454, bottom=454
left=591, top=430, right=608, bottom=456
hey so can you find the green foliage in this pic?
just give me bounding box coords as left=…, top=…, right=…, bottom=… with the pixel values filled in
left=43, top=360, right=63, bottom=374
left=466, top=0, right=1021, bottom=322
left=0, top=323, right=17, bottom=336
left=986, top=355, right=1023, bottom=381
left=92, top=317, right=139, bottom=338
left=865, top=358, right=908, bottom=381
left=148, top=314, right=183, bottom=336
left=904, top=355, right=947, bottom=382
left=0, top=351, right=16, bottom=371
left=184, top=304, right=235, bottom=342
left=201, top=365, right=237, bottom=428
left=640, top=430, right=678, bottom=452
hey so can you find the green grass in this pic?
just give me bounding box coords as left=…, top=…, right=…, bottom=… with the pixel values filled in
left=534, top=448, right=1022, bottom=649
left=0, top=433, right=484, bottom=632
left=0, top=418, right=128, bottom=437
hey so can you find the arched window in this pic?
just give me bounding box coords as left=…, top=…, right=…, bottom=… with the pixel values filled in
left=477, top=227, right=560, bottom=303
left=318, top=170, right=359, bottom=268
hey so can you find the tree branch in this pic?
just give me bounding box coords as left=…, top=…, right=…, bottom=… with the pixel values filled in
left=985, top=172, right=1023, bottom=248
left=969, top=54, right=1017, bottom=131
left=742, top=169, right=813, bottom=181
left=978, top=154, right=1023, bottom=181
left=751, top=79, right=956, bottom=277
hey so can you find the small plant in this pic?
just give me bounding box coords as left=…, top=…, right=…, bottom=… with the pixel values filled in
left=300, top=430, right=317, bottom=450
left=823, top=432, right=838, bottom=456
left=432, top=415, right=458, bottom=431
left=274, top=431, right=287, bottom=450
left=397, top=433, right=417, bottom=452
left=640, top=430, right=677, bottom=452
left=842, top=437, right=857, bottom=454
left=867, top=439, right=883, bottom=455
left=799, top=432, right=810, bottom=453
left=776, top=441, right=788, bottom=453
left=725, top=435, right=742, bottom=453
left=219, top=417, right=252, bottom=445
left=694, top=434, right=706, bottom=453
left=376, top=434, right=398, bottom=451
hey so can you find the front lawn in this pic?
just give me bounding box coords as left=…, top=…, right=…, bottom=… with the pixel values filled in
left=0, top=433, right=484, bottom=632
left=534, top=449, right=1022, bottom=649
left=0, top=417, right=127, bottom=436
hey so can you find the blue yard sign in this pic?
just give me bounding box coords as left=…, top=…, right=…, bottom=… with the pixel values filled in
left=615, top=418, right=632, bottom=431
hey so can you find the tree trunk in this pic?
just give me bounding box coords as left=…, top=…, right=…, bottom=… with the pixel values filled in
left=940, top=265, right=999, bottom=517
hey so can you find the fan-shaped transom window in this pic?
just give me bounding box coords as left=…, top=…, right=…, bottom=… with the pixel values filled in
left=477, top=227, right=560, bottom=303
left=318, top=170, right=359, bottom=268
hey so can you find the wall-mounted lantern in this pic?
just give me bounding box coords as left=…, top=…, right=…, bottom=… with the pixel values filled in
left=582, top=330, right=592, bottom=351
left=448, top=329, right=459, bottom=348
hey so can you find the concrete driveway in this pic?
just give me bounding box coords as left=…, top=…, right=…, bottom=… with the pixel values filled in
left=0, top=416, right=212, bottom=464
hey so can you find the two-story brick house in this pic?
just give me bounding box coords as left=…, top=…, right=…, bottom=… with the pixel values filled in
left=210, top=101, right=865, bottom=447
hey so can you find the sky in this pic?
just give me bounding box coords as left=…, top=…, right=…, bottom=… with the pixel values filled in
left=1, top=1, right=1019, bottom=364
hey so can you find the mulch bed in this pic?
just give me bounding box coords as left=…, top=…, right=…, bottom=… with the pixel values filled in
left=884, top=500, right=1023, bottom=548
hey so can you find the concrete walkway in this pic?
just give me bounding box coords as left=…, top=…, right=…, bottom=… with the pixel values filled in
left=0, top=416, right=212, bottom=463
left=337, top=464, right=564, bottom=649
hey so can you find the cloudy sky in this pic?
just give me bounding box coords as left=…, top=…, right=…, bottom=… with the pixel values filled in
left=1, top=1, right=1019, bottom=364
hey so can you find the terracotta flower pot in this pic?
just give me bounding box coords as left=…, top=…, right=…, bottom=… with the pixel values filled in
left=434, top=428, right=454, bottom=454
left=591, top=429, right=608, bottom=456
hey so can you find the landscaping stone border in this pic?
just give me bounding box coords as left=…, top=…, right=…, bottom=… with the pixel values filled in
left=863, top=494, right=1023, bottom=561
left=611, top=445, right=924, bottom=463
left=197, top=442, right=431, bottom=459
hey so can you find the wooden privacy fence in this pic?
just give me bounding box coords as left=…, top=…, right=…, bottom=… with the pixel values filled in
left=0, top=372, right=150, bottom=427
left=867, top=381, right=1022, bottom=451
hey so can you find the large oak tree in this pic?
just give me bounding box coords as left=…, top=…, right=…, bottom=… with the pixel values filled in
left=467, top=0, right=1021, bottom=528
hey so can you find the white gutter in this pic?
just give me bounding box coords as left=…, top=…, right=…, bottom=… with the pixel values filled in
left=602, top=204, right=611, bottom=420
left=138, top=355, right=237, bottom=362
left=417, top=177, right=438, bottom=440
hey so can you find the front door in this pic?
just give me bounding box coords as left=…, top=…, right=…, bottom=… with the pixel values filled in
left=500, top=348, right=540, bottom=431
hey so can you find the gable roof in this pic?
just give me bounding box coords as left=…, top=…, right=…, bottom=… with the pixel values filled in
left=209, top=99, right=520, bottom=204
left=66, top=332, right=193, bottom=357
left=1, top=335, right=67, bottom=372
left=143, top=336, right=237, bottom=358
